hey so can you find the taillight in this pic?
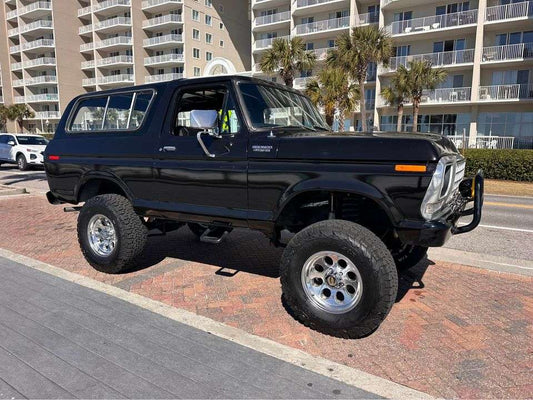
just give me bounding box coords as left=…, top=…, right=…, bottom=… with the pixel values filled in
left=48, top=155, right=60, bottom=161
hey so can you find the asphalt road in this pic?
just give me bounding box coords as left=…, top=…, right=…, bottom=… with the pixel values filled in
left=1, top=165, right=531, bottom=269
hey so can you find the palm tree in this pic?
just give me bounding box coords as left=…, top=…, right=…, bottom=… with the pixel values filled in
left=0, top=105, right=8, bottom=132
left=381, top=70, right=410, bottom=132
left=260, top=37, right=316, bottom=88
left=7, top=104, right=35, bottom=133
left=327, top=25, right=393, bottom=132
left=401, top=60, right=447, bottom=132
left=305, top=66, right=358, bottom=130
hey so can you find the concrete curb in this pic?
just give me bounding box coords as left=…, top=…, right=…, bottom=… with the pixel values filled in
left=0, top=247, right=433, bottom=400
left=0, top=185, right=27, bottom=196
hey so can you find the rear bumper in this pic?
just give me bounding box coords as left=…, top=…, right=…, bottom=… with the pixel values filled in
left=397, top=170, right=484, bottom=247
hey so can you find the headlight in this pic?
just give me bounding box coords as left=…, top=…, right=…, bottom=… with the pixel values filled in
left=421, top=156, right=456, bottom=220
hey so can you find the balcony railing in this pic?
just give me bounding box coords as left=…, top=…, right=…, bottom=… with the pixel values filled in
left=254, top=35, right=290, bottom=50
left=34, top=111, right=61, bottom=119
left=386, top=49, right=475, bottom=72
left=142, top=0, right=183, bottom=9
left=82, top=77, right=98, bottom=86
left=8, top=27, right=19, bottom=36
left=12, top=78, right=25, bottom=87
left=97, top=55, right=134, bottom=67
left=294, top=16, right=350, bottom=35
left=145, top=73, right=183, bottom=83
left=81, top=60, right=95, bottom=69
left=143, top=14, right=182, bottom=28
left=18, top=20, right=54, bottom=34
left=99, top=74, right=134, bottom=84
left=358, top=12, right=379, bottom=25
left=11, top=61, right=24, bottom=70
left=6, top=9, right=18, bottom=19
left=295, top=0, right=343, bottom=8
left=21, top=39, right=55, bottom=51
left=478, top=84, right=520, bottom=101
left=482, top=43, right=533, bottom=62
left=294, top=76, right=313, bottom=88
left=18, top=1, right=52, bottom=16
left=25, top=75, right=58, bottom=85
left=94, top=0, right=131, bottom=12
left=485, top=1, right=532, bottom=21
left=313, top=46, right=335, bottom=60
left=80, top=42, right=94, bottom=52
left=23, top=94, right=60, bottom=103
left=24, top=57, right=56, bottom=68
left=79, top=24, right=94, bottom=34
left=387, top=9, right=478, bottom=35
left=78, top=5, right=92, bottom=16
left=94, top=17, right=131, bottom=31
left=9, top=44, right=21, bottom=53
left=421, top=87, right=471, bottom=103
left=254, top=11, right=290, bottom=26
left=95, top=36, right=132, bottom=48
left=144, top=34, right=183, bottom=47
left=144, top=53, right=184, bottom=65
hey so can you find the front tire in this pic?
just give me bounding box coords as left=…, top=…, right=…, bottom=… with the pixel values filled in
left=390, top=244, right=428, bottom=271
left=280, top=220, right=398, bottom=339
left=17, top=154, right=28, bottom=171
left=78, top=194, right=147, bottom=274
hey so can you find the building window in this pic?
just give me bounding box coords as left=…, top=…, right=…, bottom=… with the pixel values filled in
left=219, top=22, right=224, bottom=30
left=218, top=4, right=224, bottom=13
left=194, top=67, right=201, bottom=76
left=192, top=9, right=199, bottom=21
left=206, top=51, right=212, bottom=61
left=219, top=40, right=224, bottom=47
left=192, top=29, right=200, bottom=40
left=205, top=15, right=212, bottom=25
left=193, top=48, right=200, bottom=59
left=205, top=0, right=212, bottom=7
left=205, top=33, right=212, bottom=44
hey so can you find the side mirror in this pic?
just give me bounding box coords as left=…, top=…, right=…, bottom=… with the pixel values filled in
left=7, top=141, right=15, bottom=146
left=190, top=110, right=218, bottom=131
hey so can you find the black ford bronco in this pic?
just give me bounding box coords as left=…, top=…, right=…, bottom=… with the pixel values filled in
left=45, top=76, right=483, bottom=338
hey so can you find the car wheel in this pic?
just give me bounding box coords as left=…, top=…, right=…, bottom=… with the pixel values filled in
left=17, top=154, right=28, bottom=171
left=280, top=220, right=398, bottom=339
left=187, top=223, right=231, bottom=239
left=390, top=244, right=428, bottom=271
left=78, top=194, right=147, bottom=274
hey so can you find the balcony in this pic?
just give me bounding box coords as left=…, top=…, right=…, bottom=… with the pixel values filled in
left=143, top=34, right=183, bottom=48
left=79, top=24, right=94, bottom=35
left=12, top=78, right=25, bottom=87
left=11, top=61, right=24, bottom=71
left=80, top=42, right=94, bottom=52
left=93, top=17, right=132, bottom=33
left=8, top=27, right=19, bottom=37
left=294, top=0, right=349, bottom=14
left=24, top=94, right=60, bottom=103
left=142, top=0, right=183, bottom=12
left=358, top=12, right=379, bottom=25
left=24, top=57, right=57, bottom=69
left=145, top=73, right=183, bottom=83
left=482, top=43, right=533, bottom=64
left=21, top=39, right=55, bottom=52
left=143, top=14, right=183, bottom=30
left=254, top=11, right=291, bottom=28
left=93, top=0, right=131, bottom=15
left=144, top=53, right=184, bottom=66
left=421, top=87, right=471, bottom=104
left=294, top=76, right=313, bottom=89
left=81, top=60, right=96, bottom=69
left=313, top=46, right=335, bottom=61
left=18, top=20, right=54, bottom=35
left=478, top=84, right=533, bottom=101
left=82, top=77, right=98, bottom=86
left=9, top=44, right=21, bottom=54
left=97, top=55, right=134, bottom=67
left=34, top=111, right=61, bottom=119
left=387, top=10, right=478, bottom=36
left=78, top=4, right=92, bottom=17
left=254, top=35, right=290, bottom=51
left=293, top=16, right=350, bottom=36
left=25, top=75, right=58, bottom=86
left=385, top=49, right=475, bottom=73
left=17, top=1, right=52, bottom=18
left=94, top=36, right=132, bottom=50
left=99, top=74, right=135, bottom=85
left=6, top=9, right=18, bottom=19
left=485, top=1, right=532, bottom=22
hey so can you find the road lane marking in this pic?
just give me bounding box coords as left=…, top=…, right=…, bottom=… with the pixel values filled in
left=458, top=222, right=533, bottom=233
left=484, top=201, right=533, bottom=209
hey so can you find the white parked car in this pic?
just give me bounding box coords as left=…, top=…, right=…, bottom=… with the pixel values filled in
left=0, top=134, right=49, bottom=171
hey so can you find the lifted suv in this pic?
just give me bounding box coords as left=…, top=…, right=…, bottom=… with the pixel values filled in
left=45, top=76, right=483, bottom=338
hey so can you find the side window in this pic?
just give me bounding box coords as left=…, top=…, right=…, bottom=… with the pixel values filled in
left=0, top=135, right=6, bottom=144
left=69, top=90, right=154, bottom=132
left=174, top=86, right=241, bottom=137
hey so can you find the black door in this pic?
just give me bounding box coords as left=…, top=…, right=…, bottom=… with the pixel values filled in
left=152, top=82, right=248, bottom=221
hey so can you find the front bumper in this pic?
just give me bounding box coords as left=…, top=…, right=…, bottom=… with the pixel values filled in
left=28, top=152, right=45, bottom=165
left=397, top=170, right=484, bottom=247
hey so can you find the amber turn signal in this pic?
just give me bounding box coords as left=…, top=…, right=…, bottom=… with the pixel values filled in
left=394, top=164, right=427, bottom=172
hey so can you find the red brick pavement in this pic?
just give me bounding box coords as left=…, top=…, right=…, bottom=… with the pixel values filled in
left=1, top=194, right=532, bottom=399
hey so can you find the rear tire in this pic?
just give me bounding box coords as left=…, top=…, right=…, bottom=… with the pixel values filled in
left=78, top=194, right=147, bottom=274
left=390, top=244, right=428, bottom=271
left=17, top=154, right=28, bottom=171
left=280, top=220, right=398, bottom=339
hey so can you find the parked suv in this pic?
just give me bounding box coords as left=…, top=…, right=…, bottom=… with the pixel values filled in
left=0, top=134, right=48, bottom=170
left=44, top=76, right=483, bottom=338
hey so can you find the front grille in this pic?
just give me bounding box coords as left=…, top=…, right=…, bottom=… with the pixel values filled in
left=452, top=159, right=466, bottom=193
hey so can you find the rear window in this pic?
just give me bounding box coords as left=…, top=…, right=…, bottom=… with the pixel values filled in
left=68, top=90, right=154, bottom=132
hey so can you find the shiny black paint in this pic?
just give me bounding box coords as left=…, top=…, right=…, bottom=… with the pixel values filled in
left=45, top=76, right=462, bottom=244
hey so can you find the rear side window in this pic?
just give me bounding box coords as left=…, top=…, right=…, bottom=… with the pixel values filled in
left=68, top=90, right=154, bottom=132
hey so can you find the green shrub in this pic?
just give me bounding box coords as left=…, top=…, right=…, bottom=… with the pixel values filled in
left=462, top=149, right=533, bottom=182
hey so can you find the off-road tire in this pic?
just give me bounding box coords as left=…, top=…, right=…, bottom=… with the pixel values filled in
left=78, top=194, right=147, bottom=273
left=391, top=244, right=428, bottom=271
left=280, top=220, right=398, bottom=339
left=17, top=154, right=28, bottom=171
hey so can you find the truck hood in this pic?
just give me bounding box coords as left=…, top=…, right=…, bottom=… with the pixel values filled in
left=275, top=131, right=459, bottom=163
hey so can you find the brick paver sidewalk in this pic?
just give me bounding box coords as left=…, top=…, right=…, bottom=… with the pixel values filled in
left=1, top=194, right=532, bottom=399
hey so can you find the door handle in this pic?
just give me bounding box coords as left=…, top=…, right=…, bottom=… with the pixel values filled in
left=160, top=146, right=176, bottom=152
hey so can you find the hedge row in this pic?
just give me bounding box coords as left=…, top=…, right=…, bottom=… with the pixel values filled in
left=462, top=149, right=533, bottom=182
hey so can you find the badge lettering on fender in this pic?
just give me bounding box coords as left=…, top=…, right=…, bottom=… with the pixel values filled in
left=252, top=145, right=273, bottom=153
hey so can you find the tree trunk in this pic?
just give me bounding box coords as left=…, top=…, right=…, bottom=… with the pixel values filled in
left=412, top=100, right=419, bottom=133
left=396, top=104, right=403, bottom=132
left=18, top=119, right=23, bottom=134
left=358, top=79, right=366, bottom=132
left=337, top=110, right=345, bottom=133
left=325, top=112, right=334, bottom=128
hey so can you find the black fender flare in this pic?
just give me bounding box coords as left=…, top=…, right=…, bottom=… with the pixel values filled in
left=75, top=171, right=134, bottom=203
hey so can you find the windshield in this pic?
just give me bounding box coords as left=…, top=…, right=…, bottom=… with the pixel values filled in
left=238, top=82, right=329, bottom=131
left=16, top=136, right=48, bottom=146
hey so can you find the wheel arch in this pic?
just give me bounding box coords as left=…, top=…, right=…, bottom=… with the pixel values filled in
left=76, top=173, right=133, bottom=203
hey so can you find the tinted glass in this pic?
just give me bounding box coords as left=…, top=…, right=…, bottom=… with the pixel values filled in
left=70, top=96, right=108, bottom=131
left=0, top=135, right=6, bottom=144
left=104, top=93, right=134, bottom=130
left=16, top=136, right=48, bottom=145
left=129, top=92, right=152, bottom=129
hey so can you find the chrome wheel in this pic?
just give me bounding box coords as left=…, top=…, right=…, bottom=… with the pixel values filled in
left=301, top=251, right=363, bottom=314
left=87, top=214, right=117, bottom=257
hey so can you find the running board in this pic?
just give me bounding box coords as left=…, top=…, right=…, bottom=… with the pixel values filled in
left=200, top=228, right=229, bottom=244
